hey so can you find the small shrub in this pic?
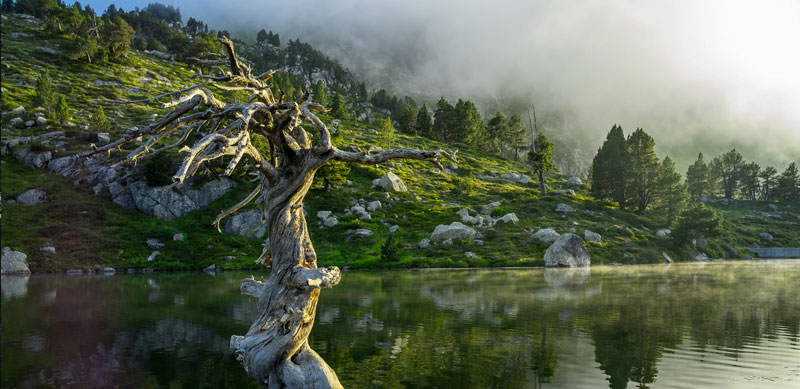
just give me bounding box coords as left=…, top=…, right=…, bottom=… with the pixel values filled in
left=490, top=206, right=508, bottom=217
left=380, top=234, right=399, bottom=262
left=451, top=176, right=475, bottom=195
left=143, top=152, right=177, bottom=187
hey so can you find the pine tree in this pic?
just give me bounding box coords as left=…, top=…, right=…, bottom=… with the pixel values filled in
left=330, top=92, right=349, bottom=120
left=775, top=162, right=799, bottom=201
left=101, top=15, right=135, bottom=59
left=737, top=162, right=761, bottom=200
left=1, top=0, right=14, bottom=13
left=686, top=152, right=709, bottom=199
left=398, top=105, right=419, bottom=135
left=379, top=117, right=395, bottom=149
left=591, top=125, right=630, bottom=209
left=416, top=104, right=432, bottom=139
left=54, top=94, right=71, bottom=125
left=507, top=114, right=526, bottom=161
left=90, top=105, right=111, bottom=133
left=626, top=128, right=659, bottom=214
left=654, top=156, right=688, bottom=223
left=672, top=203, right=723, bottom=246
left=528, top=132, right=556, bottom=196
left=433, top=97, right=453, bottom=142
left=717, top=148, right=744, bottom=199
left=759, top=166, right=778, bottom=201
left=256, top=29, right=268, bottom=44
left=485, top=112, right=506, bottom=154
left=312, top=80, right=327, bottom=106
left=35, top=70, right=55, bottom=114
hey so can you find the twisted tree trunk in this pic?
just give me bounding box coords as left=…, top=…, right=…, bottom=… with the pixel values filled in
left=81, top=37, right=456, bottom=388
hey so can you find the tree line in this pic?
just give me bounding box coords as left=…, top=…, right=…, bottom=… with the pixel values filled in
left=686, top=150, right=798, bottom=202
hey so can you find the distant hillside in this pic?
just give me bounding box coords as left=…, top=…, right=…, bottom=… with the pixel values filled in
left=2, top=12, right=799, bottom=273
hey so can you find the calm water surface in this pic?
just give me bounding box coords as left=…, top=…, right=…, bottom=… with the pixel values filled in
left=1, top=261, right=799, bottom=388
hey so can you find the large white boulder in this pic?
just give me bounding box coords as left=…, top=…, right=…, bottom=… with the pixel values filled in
left=533, top=227, right=561, bottom=243
left=500, top=213, right=519, bottom=224
left=544, top=234, right=590, bottom=267
left=567, top=176, right=583, bottom=185
left=1, top=247, right=31, bottom=274
left=16, top=189, right=46, bottom=206
left=430, top=222, right=476, bottom=241
left=378, top=172, right=407, bottom=192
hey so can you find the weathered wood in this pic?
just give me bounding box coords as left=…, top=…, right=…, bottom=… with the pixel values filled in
left=79, top=37, right=457, bottom=388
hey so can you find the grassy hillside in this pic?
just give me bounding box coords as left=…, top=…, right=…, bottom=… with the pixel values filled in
left=2, top=14, right=799, bottom=272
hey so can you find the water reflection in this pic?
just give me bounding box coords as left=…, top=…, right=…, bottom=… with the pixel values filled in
left=1, top=262, right=799, bottom=388
left=1, top=274, right=30, bottom=299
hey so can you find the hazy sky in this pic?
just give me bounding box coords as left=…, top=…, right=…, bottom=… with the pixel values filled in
left=87, top=0, right=800, bottom=169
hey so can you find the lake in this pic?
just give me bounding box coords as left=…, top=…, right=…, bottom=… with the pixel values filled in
left=2, top=261, right=799, bottom=388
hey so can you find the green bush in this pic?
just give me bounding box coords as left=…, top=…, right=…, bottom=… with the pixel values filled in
left=451, top=176, right=475, bottom=195
left=143, top=152, right=178, bottom=187
left=490, top=206, right=508, bottom=217
left=380, top=234, right=399, bottom=262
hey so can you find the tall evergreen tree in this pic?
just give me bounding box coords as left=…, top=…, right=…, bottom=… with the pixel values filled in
left=775, top=162, right=799, bottom=201
left=672, top=203, right=723, bottom=246
left=626, top=128, right=660, bottom=213
left=89, top=105, right=111, bottom=133
left=507, top=114, right=526, bottom=161
left=654, top=156, right=688, bottom=223
left=416, top=104, right=432, bottom=139
left=591, top=125, right=630, bottom=209
left=737, top=162, right=761, bottom=200
left=528, top=132, right=556, bottom=196
left=35, top=70, right=55, bottom=114
left=312, top=80, right=327, bottom=106
left=449, top=99, right=484, bottom=146
left=686, top=152, right=709, bottom=199
left=716, top=148, right=744, bottom=199
left=485, top=112, right=506, bottom=154
left=759, top=166, right=778, bottom=201
left=101, top=15, right=135, bottom=59
left=329, top=92, right=349, bottom=120
left=398, top=105, right=419, bottom=135
left=256, top=28, right=268, bottom=44
left=433, top=97, right=453, bottom=142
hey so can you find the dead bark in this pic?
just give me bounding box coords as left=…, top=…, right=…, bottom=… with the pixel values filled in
left=80, top=38, right=456, bottom=388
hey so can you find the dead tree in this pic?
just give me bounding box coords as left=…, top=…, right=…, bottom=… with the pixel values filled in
left=80, top=37, right=457, bottom=388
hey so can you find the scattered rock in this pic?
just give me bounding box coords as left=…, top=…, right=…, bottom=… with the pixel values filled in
left=352, top=228, right=373, bottom=237
left=500, top=172, right=531, bottom=184
left=389, top=225, right=399, bottom=233
left=481, top=201, right=501, bottom=214
left=223, top=210, right=267, bottom=239
left=759, top=232, right=773, bottom=240
left=662, top=252, right=673, bottom=263
left=203, top=264, right=216, bottom=272
left=173, top=233, right=184, bottom=241
left=555, top=203, right=575, bottom=213
left=9, top=117, right=23, bottom=126
left=35, top=116, right=46, bottom=126
left=323, top=217, right=338, bottom=227
left=40, top=46, right=58, bottom=55
left=146, top=239, right=164, bottom=249
left=40, top=246, right=56, bottom=255
left=584, top=230, right=602, bottom=242
left=544, top=234, right=590, bottom=267
left=430, top=222, right=476, bottom=241
left=555, top=189, right=576, bottom=196
left=768, top=204, right=778, bottom=211
left=655, top=229, right=671, bottom=238
left=500, top=213, right=519, bottom=224
left=367, top=200, right=382, bottom=212
left=146, top=251, right=160, bottom=262
left=695, top=253, right=709, bottom=261
left=97, top=132, right=111, bottom=144
left=1, top=247, right=31, bottom=274
left=47, top=155, right=79, bottom=176
left=378, top=172, right=408, bottom=192
left=465, top=252, right=479, bottom=259
left=103, top=267, right=116, bottom=274
left=317, top=211, right=332, bottom=220
left=533, top=227, right=561, bottom=243
left=441, top=238, right=454, bottom=245
left=25, top=120, right=35, bottom=127
left=418, top=238, right=431, bottom=248
left=128, top=178, right=236, bottom=220
left=16, top=189, right=46, bottom=205
left=10, top=106, right=25, bottom=115
left=567, top=176, right=583, bottom=185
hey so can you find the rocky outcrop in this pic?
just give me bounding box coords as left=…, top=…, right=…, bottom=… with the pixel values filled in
left=500, top=173, right=531, bottom=184
left=555, top=203, right=575, bottom=213
left=584, top=230, right=602, bottom=242
left=2, top=247, right=31, bottom=274
left=759, top=232, right=774, bottom=240
left=16, top=189, right=46, bottom=205
left=430, top=222, right=476, bottom=241
left=500, top=213, right=519, bottom=224
left=223, top=210, right=267, bottom=239
left=378, top=172, right=407, bottom=192
left=532, top=227, right=560, bottom=243
left=656, top=229, right=671, bottom=238
left=13, top=147, right=51, bottom=169
left=544, top=234, right=590, bottom=267
left=567, top=176, right=583, bottom=185
left=127, top=178, right=236, bottom=221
